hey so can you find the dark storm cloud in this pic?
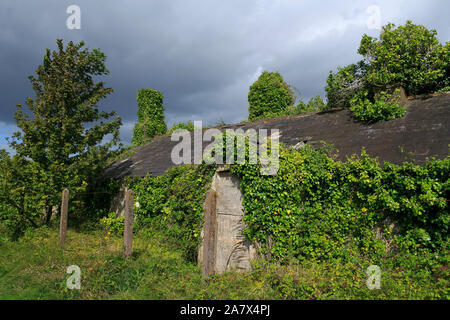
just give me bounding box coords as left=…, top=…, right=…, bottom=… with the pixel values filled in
left=1, top=0, right=449, bottom=147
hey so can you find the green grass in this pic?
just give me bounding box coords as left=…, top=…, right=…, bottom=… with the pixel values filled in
left=0, top=225, right=448, bottom=300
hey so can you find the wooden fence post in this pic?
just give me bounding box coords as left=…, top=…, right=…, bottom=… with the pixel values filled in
left=124, top=189, right=133, bottom=258
left=202, top=190, right=217, bottom=277
left=60, top=189, right=69, bottom=245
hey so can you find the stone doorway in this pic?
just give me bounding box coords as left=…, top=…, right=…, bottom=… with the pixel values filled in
left=199, top=168, right=256, bottom=276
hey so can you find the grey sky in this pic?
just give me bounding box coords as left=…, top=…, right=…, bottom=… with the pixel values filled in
left=1, top=0, right=449, bottom=149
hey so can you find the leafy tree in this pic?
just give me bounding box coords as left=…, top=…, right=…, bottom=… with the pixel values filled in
left=306, top=95, right=328, bottom=111
left=0, top=151, right=46, bottom=238
left=325, top=62, right=368, bottom=109
left=4, top=39, right=121, bottom=228
left=248, top=71, right=296, bottom=121
left=325, top=21, right=449, bottom=121
left=292, top=95, right=328, bottom=114
left=358, top=21, right=449, bottom=96
left=131, top=89, right=167, bottom=145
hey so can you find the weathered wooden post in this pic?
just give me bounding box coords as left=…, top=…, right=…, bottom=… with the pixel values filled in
left=202, top=190, right=217, bottom=277
left=124, top=189, right=133, bottom=258
left=59, top=189, right=69, bottom=245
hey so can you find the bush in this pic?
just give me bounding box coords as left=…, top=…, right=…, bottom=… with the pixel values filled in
left=350, top=90, right=407, bottom=123
left=100, top=212, right=124, bottom=235
left=248, top=71, right=296, bottom=121
left=293, top=95, right=328, bottom=114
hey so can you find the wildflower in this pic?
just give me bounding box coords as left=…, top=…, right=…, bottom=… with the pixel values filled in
left=104, top=236, right=109, bottom=240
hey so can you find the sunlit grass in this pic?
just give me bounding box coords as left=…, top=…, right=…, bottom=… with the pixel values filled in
left=0, top=225, right=447, bottom=300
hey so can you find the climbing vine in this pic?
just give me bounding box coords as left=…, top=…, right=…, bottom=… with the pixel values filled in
left=232, top=144, right=449, bottom=262
left=127, top=164, right=215, bottom=262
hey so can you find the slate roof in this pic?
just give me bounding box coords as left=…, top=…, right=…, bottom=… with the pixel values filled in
left=105, top=93, right=450, bottom=179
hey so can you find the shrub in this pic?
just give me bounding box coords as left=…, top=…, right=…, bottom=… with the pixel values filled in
left=248, top=71, right=296, bottom=121
left=293, top=95, right=328, bottom=114
left=100, top=212, right=124, bottom=235
left=247, top=95, right=327, bottom=121
left=349, top=90, right=407, bottom=123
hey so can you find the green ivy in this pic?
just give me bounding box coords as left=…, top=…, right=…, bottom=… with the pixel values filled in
left=231, top=144, right=449, bottom=262
left=248, top=71, right=296, bottom=121
left=127, top=164, right=216, bottom=262
left=131, top=89, right=167, bottom=146
left=168, top=121, right=195, bottom=134
left=100, top=212, right=124, bottom=235
left=124, top=136, right=448, bottom=267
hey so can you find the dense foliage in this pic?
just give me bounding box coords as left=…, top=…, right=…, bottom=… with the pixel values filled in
left=0, top=39, right=121, bottom=237
left=131, top=89, right=167, bottom=146
left=122, top=133, right=448, bottom=274
left=247, top=95, right=328, bottom=121
left=326, top=21, right=449, bottom=122
left=349, top=89, right=407, bottom=124
left=325, top=62, right=368, bottom=110
left=232, top=144, right=449, bottom=262
left=359, top=21, right=449, bottom=96
left=168, top=120, right=195, bottom=134
left=248, top=71, right=296, bottom=121
left=127, top=164, right=216, bottom=261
